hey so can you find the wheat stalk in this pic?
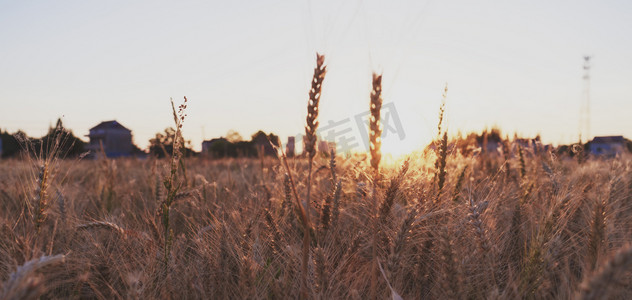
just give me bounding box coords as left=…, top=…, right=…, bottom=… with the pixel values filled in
left=434, top=84, right=449, bottom=199
left=77, top=221, right=127, bottom=237
left=159, top=96, right=188, bottom=268
left=304, top=53, right=326, bottom=160
left=369, top=73, right=383, bottom=172
left=330, top=179, right=342, bottom=230
left=586, top=197, right=607, bottom=272
left=299, top=52, right=326, bottom=298
left=282, top=173, right=292, bottom=217
left=33, top=163, right=50, bottom=232
left=386, top=208, right=415, bottom=282
left=518, top=144, right=527, bottom=179
left=468, top=198, right=497, bottom=288
left=451, top=166, right=467, bottom=203
left=438, top=225, right=462, bottom=299
left=329, top=148, right=337, bottom=184
left=314, top=247, right=328, bottom=296
left=1, top=254, right=65, bottom=300
left=378, top=158, right=410, bottom=224
left=56, top=189, right=66, bottom=225
left=369, top=72, right=383, bottom=300
left=264, top=208, right=284, bottom=255
left=320, top=194, right=332, bottom=235
left=578, top=244, right=632, bottom=299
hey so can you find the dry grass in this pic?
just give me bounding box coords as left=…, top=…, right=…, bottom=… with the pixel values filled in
left=1, top=147, right=632, bottom=299
left=2, top=59, right=632, bottom=299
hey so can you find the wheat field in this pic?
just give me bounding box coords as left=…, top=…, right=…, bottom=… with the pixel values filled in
left=2, top=56, right=632, bottom=300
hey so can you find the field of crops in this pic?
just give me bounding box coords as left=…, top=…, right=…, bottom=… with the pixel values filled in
left=1, top=141, right=632, bottom=299
left=2, top=55, right=632, bottom=299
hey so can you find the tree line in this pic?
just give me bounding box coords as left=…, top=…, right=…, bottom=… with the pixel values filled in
left=1, top=120, right=280, bottom=159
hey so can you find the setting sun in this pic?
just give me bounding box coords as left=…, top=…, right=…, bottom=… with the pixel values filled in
left=2, top=1, right=632, bottom=298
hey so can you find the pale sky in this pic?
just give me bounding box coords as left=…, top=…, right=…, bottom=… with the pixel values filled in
left=1, top=0, right=631, bottom=154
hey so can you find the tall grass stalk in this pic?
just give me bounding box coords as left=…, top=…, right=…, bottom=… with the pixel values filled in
left=300, top=52, right=326, bottom=298
left=369, top=72, right=383, bottom=300
left=159, top=96, right=188, bottom=269
left=17, top=121, right=69, bottom=234
left=434, top=84, right=449, bottom=199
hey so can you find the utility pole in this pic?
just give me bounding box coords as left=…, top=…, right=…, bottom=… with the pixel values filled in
left=579, top=56, right=591, bottom=144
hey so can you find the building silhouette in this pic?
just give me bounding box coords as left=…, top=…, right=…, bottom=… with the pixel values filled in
left=86, top=120, right=133, bottom=158
left=589, top=136, right=626, bottom=157
left=286, top=136, right=295, bottom=157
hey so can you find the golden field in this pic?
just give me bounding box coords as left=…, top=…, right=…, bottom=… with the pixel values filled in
left=1, top=149, right=632, bottom=299
left=2, top=57, right=632, bottom=299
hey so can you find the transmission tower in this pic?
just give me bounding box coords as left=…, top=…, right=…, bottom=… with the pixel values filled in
left=579, top=56, right=591, bottom=144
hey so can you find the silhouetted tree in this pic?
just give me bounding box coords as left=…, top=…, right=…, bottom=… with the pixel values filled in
left=203, top=130, right=280, bottom=159
left=251, top=130, right=279, bottom=156
left=0, top=130, right=21, bottom=158
left=35, top=118, right=86, bottom=158
left=226, top=130, right=243, bottom=143
left=149, top=127, right=195, bottom=158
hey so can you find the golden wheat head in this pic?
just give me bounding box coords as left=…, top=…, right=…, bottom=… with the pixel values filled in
left=370, top=72, right=383, bottom=171
left=304, top=53, right=326, bottom=159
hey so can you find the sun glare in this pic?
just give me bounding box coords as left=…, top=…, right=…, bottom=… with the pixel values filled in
left=379, top=123, right=433, bottom=157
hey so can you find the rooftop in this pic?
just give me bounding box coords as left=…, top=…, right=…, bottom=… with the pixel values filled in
left=591, top=136, right=624, bottom=144
left=89, top=120, right=131, bottom=132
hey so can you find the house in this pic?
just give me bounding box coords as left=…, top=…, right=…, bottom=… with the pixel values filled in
left=86, top=120, right=133, bottom=158
left=589, top=136, right=626, bottom=157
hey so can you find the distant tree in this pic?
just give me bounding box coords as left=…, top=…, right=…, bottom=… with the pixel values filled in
left=207, top=138, right=233, bottom=158
left=0, top=130, right=21, bottom=158
left=226, top=130, right=243, bottom=143
left=131, top=143, right=145, bottom=155
left=251, top=130, right=280, bottom=156
left=625, top=138, right=632, bottom=153
left=250, top=131, right=279, bottom=146
left=1, top=119, right=86, bottom=159
left=203, top=130, right=281, bottom=159
left=35, top=118, right=86, bottom=158
left=251, top=130, right=266, bottom=141
left=149, top=127, right=195, bottom=158
left=235, top=140, right=257, bottom=157
left=150, top=127, right=176, bottom=158
left=268, top=133, right=280, bottom=147
left=455, top=132, right=479, bottom=156
left=475, top=127, right=503, bottom=145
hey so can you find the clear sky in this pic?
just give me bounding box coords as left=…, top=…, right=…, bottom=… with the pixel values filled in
left=1, top=0, right=631, bottom=154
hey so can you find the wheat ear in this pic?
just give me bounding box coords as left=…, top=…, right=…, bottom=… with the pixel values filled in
left=77, top=221, right=127, bottom=237
left=369, top=72, right=383, bottom=300
left=578, top=244, right=632, bottom=300
left=1, top=254, right=65, bottom=300
left=369, top=73, right=383, bottom=172
left=301, top=52, right=326, bottom=298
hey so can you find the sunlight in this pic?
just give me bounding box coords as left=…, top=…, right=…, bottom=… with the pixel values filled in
left=380, top=136, right=424, bottom=157
left=379, top=119, right=433, bottom=157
